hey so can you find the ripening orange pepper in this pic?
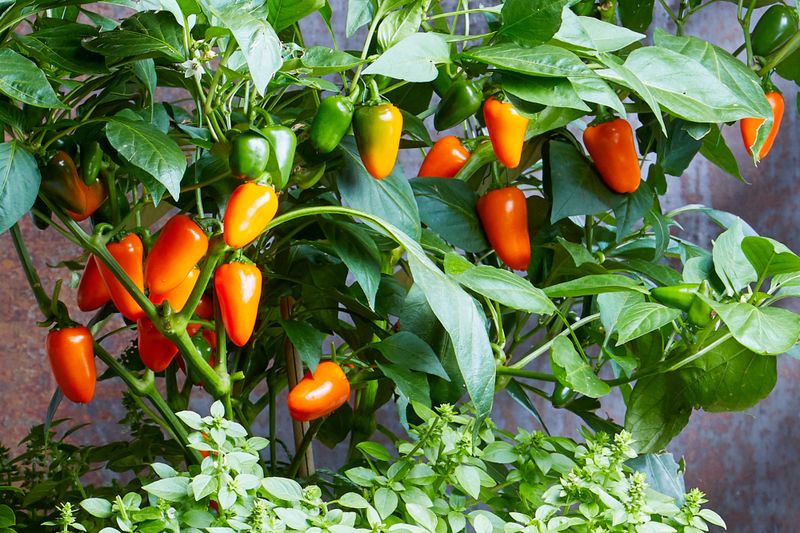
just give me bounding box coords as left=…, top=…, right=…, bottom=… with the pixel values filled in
left=741, top=91, right=784, bottom=160
left=477, top=187, right=531, bottom=271
left=137, top=317, right=178, bottom=372
left=583, top=117, right=641, bottom=194
left=288, top=361, right=351, bottom=421
left=214, top=262, right=262, bottom=347
left=353, top=103, right=403, bottom=179
left=68, top=179, right=107, bottom=221
left=483, top=97, right=529, bottom=168
left=97, top=233, right=146, bottom=321
left=77, top=255, right=111, bottom=312
left=418, top=136, right=471, bottom=178
left=46, top=325, right=96, bottom=404
left=150, top=267, right=199, bottom=311
left=223, top=182, right=278, bottom=249
left=145, top=214, right=208, bottom=295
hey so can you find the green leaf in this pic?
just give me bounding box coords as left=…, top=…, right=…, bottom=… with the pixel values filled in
left=625, top=374, right=692, bottom=453
left=699, top=124, right=744, bottom=183
left=84, top=12, right=184, bottom=61
left=0, top=505, right=14, bottom=527
left=568, top=76, right=626, bottom=115
left=106, top=116, right=186, bottom=201
left=262, top=477, right=303, bottom=502
left=444, top=253, right=555, bottom=315
left=500, top=0, right=568, bottom=47
left=338, top=138, right=421, bottom=240
left=618, top=0, right=655, bottom=32
left=376, top=360, right=430, bottom=405
left=346, top=0, right=374, bottom=37
left=142, top=477, right=190, bottom=502
left=554, top=7, right=645, bottom=52
left=598, top=291, right=646, bottom=336
left=680, top=331, right=777, bottom=411
left=280, top=320, right=327, bottom=371
left=627, top=453, right=686, bottom=505
left=14, top=22, right=106, bottom=74
left=374, top=487, right=399, bottom=519
left=0, top=49, right=64, bottom=108
left=269, top=0, right=324, bottom=31
left=410, top=177, right=487, bottom=253
left=706, top=300, right=800, bottom=355
left=302, top=46, right=364, bottom=74
left=712, top=219, right=758, bottom=295
left=613, top=181, right=653, bottom=240
left=550, top=336, right=610, bottom=398
left=545, top=274, right=648, bottom=298
left=502, top=74, right=590, bottom=111
left=378, top=0, right=424, bottom=49
left=462, top=43, right=592, bottom=77
left=546, top=140, right=626, bottom=223
left=363, top=33, right=450, bottom=82
left=742, top=236, right=800, bottom=280
left=454, top=464, right=482, bottom=499
left=202, top=1, right=281, bottom=95
left=322, top=221, right=381, bottom=309
left=373, top=331, right=449, bottom=380
left=597, top=53, right=665, bottom=133
left=615, top=303, right=680, bottom=346
left=0, top=142, right=40, bottom=233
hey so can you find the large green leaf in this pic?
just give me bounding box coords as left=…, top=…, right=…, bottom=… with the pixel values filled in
left=302, top=47, right=364, bottom=74
left=322, top=221, right=381, bottom=309
left=346, top=0, right=374, bottom=37
left=499, top=0, right=568, bottom=47
left=410, top=178, right=487, bottom=253
left=627, top=453, right=686, bottom=504
left=106, top=116, right=187, bottom=201
left=0, top=49, right=64, bottom=108
left=363, top=33, right=450, bottom=83
left=280, top=320, right=326, bottom=372
left=618, top=0, right=655, bottom=32
left=706, top=300, right=800, bottom=355
left=712, top=219, right=758, bottom=295
left=699, top=124, right=744, bottom=183
left=545, top=274, right=648, bottom=298
left=373, top=331, right=449, bottom=380
left=378, top=0, right=425, bottom=49
left=84, top=12, right=185, bottom=61
left=201, top=0, right=281, bottom=95
left=338, top=138, right=421, bottom=241
left=597, top=53, right=665, bottom=133
left=462, top=43, right=593, bottom=78
left=568, top=76, right=626, bottom=115
left=550, top=336, right=610, bottom=398
left=554, top=7, right=644, bottom=52
left=502, top=74, right=589, bottom=111
left=14, top=22, right=106, bottom=74
left=0, top=142, right=40, bottom=233
left=680, top=331, right=777, bottom=411
left=269, top=0, right=324, bottom=31
left=625, top=374, right=692, bottom=453
left=741, top=236, right=800, bottom=280
left=615, top=303, right=680, bottom=346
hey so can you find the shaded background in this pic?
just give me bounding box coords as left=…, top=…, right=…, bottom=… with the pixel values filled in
left=1, top=2, right=798, bottom=531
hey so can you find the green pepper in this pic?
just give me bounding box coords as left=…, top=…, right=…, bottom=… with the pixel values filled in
left=79, top=141, right=103, bottom=185
left=291, top=162, right=326, bottom=190
left=433, top=79, right=483, bottom=131
left=261, top=124, right=297, bottom=191
left=650, top=284, right=699, bottom=312
left=310, top=96, right=354, bottom=154
left=572, top=0, right=595, bottom=16
left=551, top=383, right=574, bottom=408
left=228, top=133, right=270, bottom=179
left=752, top=4, right=798, bottom=58
left=687, top=281, right=713, bottom=327
left=40, top=151, right=87, bottom=213
left=30, top=196, right=51, bottom=230
left=431, top=66, right=453, bottom=97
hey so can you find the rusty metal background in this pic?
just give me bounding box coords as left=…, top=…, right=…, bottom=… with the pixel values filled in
left=0, top=2, right=797, bottom=530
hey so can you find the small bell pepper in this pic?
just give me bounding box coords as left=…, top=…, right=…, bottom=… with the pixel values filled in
left=79, top=141, right=103, bottom=185
left=40, top=151, right=87, bottom=213
left=751, top=5, right=798, bottom=58
left=418, top=136, right=471, bottom=178
left=483, top=97, right=529, bottom=169
left=353, top=103, right=403, bottom=180
left=434, top=79, right=483, bottom=131
left=229, top=133, right=270, bottom=180
left=262, top=124, right=297, bottom=191
left=310, top=95, right=354, bottom=154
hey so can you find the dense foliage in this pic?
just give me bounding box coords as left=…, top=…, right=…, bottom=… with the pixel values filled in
left=0, top=0, right=798, bottom=529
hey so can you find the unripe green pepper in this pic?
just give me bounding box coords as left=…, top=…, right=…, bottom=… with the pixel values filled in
left=432, top=66, right=453, bottom=97
left=687, top=281, right=713, bottom=327
left=228, top=133, right=270, bottom=179
left=751, top=5, right=798, bottom=58
left=572, top=0, right=595, bottom=16
left=49, top=136, right=77, bottom=157
left=79, top=141, right=103, bottom=185
left=40, top=151, right=87, bottom=213
left=434, top=79, right=483, bottom=131
left=30, top=197, right=51, bottom=230
left=291, top=162, right=326, bottom=190
left=551, top=383, right=574, bottom=408
left=310, top=96, right=354, bottom=154
left=650, top=284, right=699, bottom=312
left=353, top=103, right=403, bottom=179
left=261, top=124, right=297, bottom=191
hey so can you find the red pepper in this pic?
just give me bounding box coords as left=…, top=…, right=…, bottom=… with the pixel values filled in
left=46, top=326, right=96, bottom=404
left=418, top=136, right=471, bottom=178
left=77, top=255, right=111, bottom=312
left=145, top=215, right=208, bottom=295
left=214, top=262, right=262, bottom=347
left=477, top=187, right=531, bottom=270
left=97, top=234, right=146, bottom=321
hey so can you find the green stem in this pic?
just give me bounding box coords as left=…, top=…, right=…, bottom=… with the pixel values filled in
left=286, top=418, right=324, bottom=478
left=759, top=31, right=800, bottom=76
left=495, top=367, right=558, bottom=382
left=350, top=12, right=383, bottom=91
left=511, top=313, right=601, bottom=369
left=10, top=224, right=52, bottom=318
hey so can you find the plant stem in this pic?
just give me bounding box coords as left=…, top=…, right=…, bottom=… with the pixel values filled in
left=495, top=367, right=558, bottom=382
left=759, top=31, right=800, bottom=76
left=10, top=224, right=52, bottom=318
left=286, top=418, right=324, bottom=478
left=511, top=313, right=601, bottom=369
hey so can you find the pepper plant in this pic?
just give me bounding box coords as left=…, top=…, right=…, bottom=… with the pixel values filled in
left=0, top=0, right=798, bottom=526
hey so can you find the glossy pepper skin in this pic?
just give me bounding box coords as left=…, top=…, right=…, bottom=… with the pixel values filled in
left=583, top=118, right=641, bottom=194
left=79, top=141, right=103, bottom=185
left=229, top=133, right=270, bottom=179
left=651, top=284, right=712, bottom=327
left=262, top=125, right=297, bottom=191
left=214, top=262, right=262, bottom=347
left=68, top=179, right=107, bottom=221
left=150, top=267, right=199, bottom=311
left=223, top=182, right=278, bottom=249
left=137, top=318, right=178, bottom=372
left=477, top=187, right=531, bottom=271
left=288, top=361, right=351, bottom=422
left=145, top=215, right=209, bottom=295
left=77, top=255, right=111, bottom=312
left=483, top=97, right=529, bottom=168
left=551, top=384, right=574, bottom=408
left=310, top=96, right=354, bottom=154
left=751, top=5, right=798, bottom=57
left=41, top=151, right=87, bottom=213
left=46, top=326, right=96, bottom=404
left=30, top=196, right=51, bottom=230
left=98, top=233, right=146, bottom=321
left=353, top=103, right=403, bottom=179
left=741, top=91, right=784, bottom=160
left=434, top=79, right=483, bottom=131
left=418, top=136, right=471, bottom=178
